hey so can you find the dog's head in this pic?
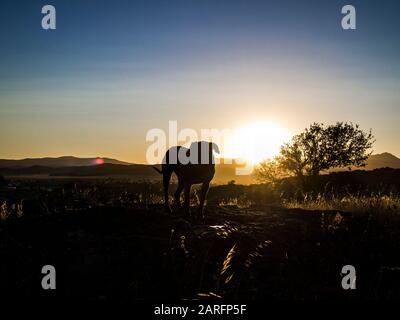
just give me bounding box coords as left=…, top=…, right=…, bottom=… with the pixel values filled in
left=210, top=142, right=220, bottom=155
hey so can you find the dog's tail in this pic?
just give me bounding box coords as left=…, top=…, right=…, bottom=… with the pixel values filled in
left=152, top=166, right=163, bottom=174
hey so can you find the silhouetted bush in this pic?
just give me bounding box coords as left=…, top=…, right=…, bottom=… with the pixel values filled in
left=0, top=175, right=6, bottom=188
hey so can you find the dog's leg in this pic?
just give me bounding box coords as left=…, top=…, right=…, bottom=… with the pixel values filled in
left=198, top=182, right=210, bottom=219
left=163, top=170, right=172, bottom=213
left=184, top=184, right=191, bottom=218
left=174, top=180, right=183, bottom=209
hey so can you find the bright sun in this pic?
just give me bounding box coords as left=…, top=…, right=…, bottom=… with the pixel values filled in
left=225, top=122, right=291, bottom=164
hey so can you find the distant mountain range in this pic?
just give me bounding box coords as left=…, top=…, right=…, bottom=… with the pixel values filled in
left=0, top=156, right=131, bottom=168
left=0, top=153, right=399, bottom=184
left=0, top=160, right=253, bottom=184
left=364, top=152, right=400, bottom=170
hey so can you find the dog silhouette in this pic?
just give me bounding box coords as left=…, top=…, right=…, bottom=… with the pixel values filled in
left=153, top=141, right=220, bottom=218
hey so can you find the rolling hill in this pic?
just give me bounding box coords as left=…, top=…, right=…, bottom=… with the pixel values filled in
left=0, top=156, right=131, bottom=168
left=365, top=152, right=400, bottom=170
left=0, top=153, right=399, bottom=184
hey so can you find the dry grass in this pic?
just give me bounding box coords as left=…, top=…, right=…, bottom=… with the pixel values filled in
left=284, top=193, right=400, bottom=215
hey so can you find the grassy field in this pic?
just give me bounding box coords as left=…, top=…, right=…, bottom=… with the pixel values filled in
left=1, top=176, right=400, bottom=300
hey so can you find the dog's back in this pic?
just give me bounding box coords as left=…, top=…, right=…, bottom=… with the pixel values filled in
left=161, top=145, right=188, bottom=173
left=162, top=142, right=216, bottom=181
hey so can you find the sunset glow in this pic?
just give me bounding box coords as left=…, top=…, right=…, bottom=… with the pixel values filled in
left=0, top=1, right=399, bottom=162
left=225, top=122, right=291, bottom=164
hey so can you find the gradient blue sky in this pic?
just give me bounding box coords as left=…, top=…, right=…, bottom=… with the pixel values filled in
left=1, top=0, right=399, bottom=162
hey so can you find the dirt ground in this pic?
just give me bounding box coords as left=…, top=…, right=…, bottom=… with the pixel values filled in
left=1, top=204, right=400, bottom=300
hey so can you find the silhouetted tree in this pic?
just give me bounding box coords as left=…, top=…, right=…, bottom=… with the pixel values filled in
left=255, top=122, right=374, bottom=183
left=280, top=122, right=374, bottom=177
left=255, top=159, right=290, bottom=184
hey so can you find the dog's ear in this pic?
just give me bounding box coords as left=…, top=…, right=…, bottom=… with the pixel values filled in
left=210, top=142, right=220, bottom=154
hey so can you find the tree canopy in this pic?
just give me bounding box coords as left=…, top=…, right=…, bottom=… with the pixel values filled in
left=255, top=122, right=374, bottom=183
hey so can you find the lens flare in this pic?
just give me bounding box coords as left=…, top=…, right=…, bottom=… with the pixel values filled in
left=93, top=158, right=105, bottom=165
